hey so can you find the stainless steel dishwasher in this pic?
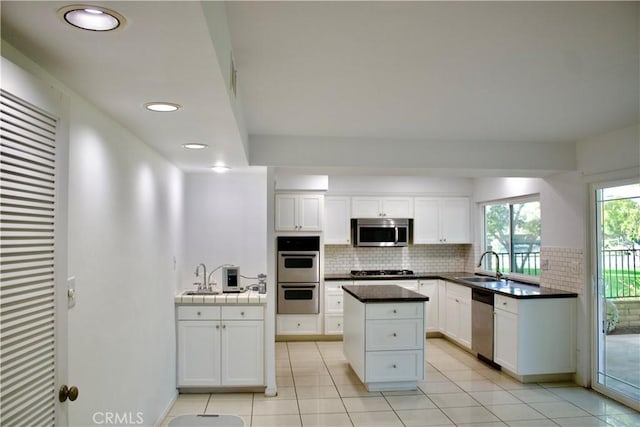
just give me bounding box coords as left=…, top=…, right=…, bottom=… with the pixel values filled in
left=471, top=288, right=499, bottom=368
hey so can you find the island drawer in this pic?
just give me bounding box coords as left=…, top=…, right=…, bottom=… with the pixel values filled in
left=365, top=319, right=422, bottom=351
left=176, top=305, right=221, bottom=320
left=222, top=305, right=264, bottom=320
left=365, top=350, right=422, bottom=382
left=366, top=302, right=423, bottom=320
left=495, top=295, right=518, bottom=314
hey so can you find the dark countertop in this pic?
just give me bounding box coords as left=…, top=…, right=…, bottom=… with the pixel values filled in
left=342, top=284, right=430, bottom=303
left=326, top=272, right=578, bottom=299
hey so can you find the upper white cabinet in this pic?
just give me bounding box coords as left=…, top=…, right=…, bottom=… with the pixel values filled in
left=324, top=196, right=351, bottom=244
left=351, top=197, right=413, bottom=218
left=275, top=193, right=324, bottom=231
left=413, top=197, right=470, bottom=244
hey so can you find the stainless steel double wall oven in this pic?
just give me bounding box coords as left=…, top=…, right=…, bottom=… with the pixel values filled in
left=277, top=236, right=320, bottom=314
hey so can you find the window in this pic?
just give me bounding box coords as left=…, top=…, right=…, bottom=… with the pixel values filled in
left=483, top=199, right=541, bottom=277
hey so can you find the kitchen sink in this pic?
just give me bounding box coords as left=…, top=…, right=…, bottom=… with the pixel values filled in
left=455, top=276, right=504, bottom=283
left=181, top=290, right=221, bottom=296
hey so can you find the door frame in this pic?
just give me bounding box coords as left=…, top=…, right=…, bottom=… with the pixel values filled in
left=589, top=178, right=640, bottom=411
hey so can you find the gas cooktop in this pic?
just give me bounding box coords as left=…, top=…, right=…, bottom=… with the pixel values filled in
left=350, top=269, right=415, bottom=277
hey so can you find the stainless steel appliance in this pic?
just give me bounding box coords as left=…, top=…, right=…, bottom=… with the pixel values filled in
left=350, top=269, right=415, bottom=278
left=471, top=288, right=499, bottom=367
left=277, top=236, right=320, bottom=314
left=354, top=218, right=409, bottom=247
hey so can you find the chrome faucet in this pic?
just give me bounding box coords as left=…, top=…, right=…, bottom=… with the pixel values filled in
left=195, top=263, right=208, bottom=292
left=477, top=251, right=503, bottom=280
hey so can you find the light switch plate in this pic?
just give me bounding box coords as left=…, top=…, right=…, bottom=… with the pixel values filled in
left=541, top=259, right=549, bottom=271
left=67, top=276, right=76, bottom=308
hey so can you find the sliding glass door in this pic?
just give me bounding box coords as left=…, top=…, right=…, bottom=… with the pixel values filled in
left=593, top=181, right=640, bottom=406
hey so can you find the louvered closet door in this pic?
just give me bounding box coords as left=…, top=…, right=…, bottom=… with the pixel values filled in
left=1, top=89, right=58, bottom=426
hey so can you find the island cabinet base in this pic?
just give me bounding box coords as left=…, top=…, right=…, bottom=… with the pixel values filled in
left=343, top=289, right=426, bottom=392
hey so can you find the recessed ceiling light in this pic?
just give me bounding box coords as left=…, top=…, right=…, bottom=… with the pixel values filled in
left=211, top=164, right=231, bottom=173
left=58, top=5, right=125, bottom=31
left=182, top=143, right=208, bottom=150
left=144, top=102, right=181, bottom=112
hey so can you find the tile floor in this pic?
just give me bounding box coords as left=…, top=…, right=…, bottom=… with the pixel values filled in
left=162, top=338, right=640, bottom=427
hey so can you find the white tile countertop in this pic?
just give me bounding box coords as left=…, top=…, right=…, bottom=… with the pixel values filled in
left=174, top=290, right=267, bottom=305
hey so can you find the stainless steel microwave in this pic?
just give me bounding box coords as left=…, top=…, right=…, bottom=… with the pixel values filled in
left=354, top=218, right=410, bottom=247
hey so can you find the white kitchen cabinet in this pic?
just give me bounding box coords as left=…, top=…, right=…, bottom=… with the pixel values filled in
left=494, top=295, right=576, bottom=377
left=177, top=305, right=264, bottom=388
left=275, top=193, right=323, bottom=231
left=277, top=314, right=321, bottom=335
left=443, top=282, right=472, bottom=349
left=324, top=197, right=351, bottom=244
left=413, top=197, right=470, bottom=244
left=343, top=292, right=424, bottom=391
left=324, top=280, right=350, bottom=335
left=351, top=197, right=413, bottom=218
left=417, top=280, right=438, bottom=333
left=437, top=280, right=447, bottom=333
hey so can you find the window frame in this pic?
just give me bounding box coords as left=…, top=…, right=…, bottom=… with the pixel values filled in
left=479, top=195, right=541, bottom=284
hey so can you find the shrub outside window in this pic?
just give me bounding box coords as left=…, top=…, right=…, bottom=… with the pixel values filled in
left=483, top=199, right=541, bottom=277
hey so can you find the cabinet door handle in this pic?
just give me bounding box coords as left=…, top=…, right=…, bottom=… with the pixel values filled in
left=197, top=311, right=201, bottom=316
left=392, top=332, right=397, bottom=337
left=222, top=324, right=226, bottom=329
left=216, top=325, right=220, bottom=329
left=393, top=309, right=397, bottom=314
left=241, top=311, right=245, bottom=316
left=392, top=364, right=397, bottom=369
left=503, top=302, right=507, bottom=306
left=337, top=301, right=341, bottom=305
left=297, top=323, right=301, bottom=327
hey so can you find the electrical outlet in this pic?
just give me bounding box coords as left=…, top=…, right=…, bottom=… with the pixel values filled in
left=541, top=259, right=549, bottom=271
left=67, top=276, right=76, bottom=308
left=571, top=261, right=580, bottom=275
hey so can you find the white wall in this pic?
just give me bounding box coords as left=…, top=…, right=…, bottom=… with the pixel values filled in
left=182, top=170, right=267, bottom=289
left=328, top=175, right=473, bottom=195
left=473, top=174, right=586, bottom=249
left=2, top=44, right=185, bottom=426
left=577, top=124, right=640, bottom=179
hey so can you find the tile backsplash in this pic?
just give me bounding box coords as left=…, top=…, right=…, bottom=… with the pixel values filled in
left=540, top=246, right=585, bottom=294
left=324, top=244, right=474, bottom=274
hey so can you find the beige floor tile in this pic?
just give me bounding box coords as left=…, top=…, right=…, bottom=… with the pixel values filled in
left=528, top=401, right=591, bottom=418
left=290, top=359, right=328, bottom=369
left=551, top=416, right=612, bottom=426
left=295, top=385, right=340, bottom=399
left=418, top=380, right=463, bottom=394
left=168, top=398, right=209, bottom=416
left=469, top=390, right=523, bottom=406
left=276, top=376, right=295, bottom=387
left=342, top=396, right=392, bottom=412
left=252, top=399, right=300, bottom=416
left=335, top=383, right=381, bottom=397
left=455, top=380, right=505, bottom=392
left=298, top=397, right=346, bottom=414
left=251, top=414, right=302, bottom=427
left=348, top=410, right=403, bottom=427
left=423, top=372, right=450, bottom=383
left=483, top=403, right=546, bottom=421
left=330, top=372, right=363, bottom=386
left=210, top=392, right=254, bottom=400
left=176, top=393, right=210, bottom=400
left=396, top=408, right=454, bottom=426
left=505, top=420, right=558, bottom=427
left=300, top=412, right=353, bottom=427
left=386, top=395, right=436, bottom=410
left=507, top=388, right=561, bottom=403
left=428, top=392, right=480, bottom=408
left=204, top=399, right=253, bottom=416
left=292, top=365, right=331, bottom=376
left=442, top=369, right=490, bottom=382
left=381, top=389, right=424, bottom=396
left=277, top=359, right=293, bottom=368
left=294, top=375, right=336, bottom=386
left=441, top=406, right=501, bottom=424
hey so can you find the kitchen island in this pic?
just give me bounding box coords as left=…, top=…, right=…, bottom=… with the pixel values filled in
left=342, top=284, right=429, bottom=391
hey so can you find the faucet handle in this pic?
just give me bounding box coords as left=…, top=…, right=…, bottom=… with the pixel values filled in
left=193, top=282, right=203, bottom=291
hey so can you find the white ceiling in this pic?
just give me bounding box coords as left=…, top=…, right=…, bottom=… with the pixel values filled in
left=2, top=1, right=638, bottom=176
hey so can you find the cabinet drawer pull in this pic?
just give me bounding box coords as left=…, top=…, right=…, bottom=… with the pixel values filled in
left=392, top=364, right=397, bottom=369
left=297, top=323, right=301, bottom=327
left=393, top=309, right=397, bottom=314
left=392, top=332, right=397, bottom=337
left=197, top=311, right=201, bottom=316
left=222, top=324, right=226, bottom=329
left=241, top=311, right=245, bottom=316
left=216, top=325, right=219, bottom=329
left=503, top=302, right=507, bottom=306
left=337, top=301, right=341, bottom=305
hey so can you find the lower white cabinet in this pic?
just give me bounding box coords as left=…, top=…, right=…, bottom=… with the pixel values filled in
left=494, top=295, right=576, bottom=376
left=443, top=282, right=471, bottom=349
left=417, top=280, right=438, bottom=333
left=177, top=305, right=264, bottom=388
left=343, top=293, right=424, bottom=391
left=277, top=314, right=321, bottom=335
left=324, top=281, right=350, bottom=335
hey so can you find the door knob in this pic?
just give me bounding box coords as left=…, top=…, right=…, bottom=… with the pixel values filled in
left=59, top=385, right=79, bottom=402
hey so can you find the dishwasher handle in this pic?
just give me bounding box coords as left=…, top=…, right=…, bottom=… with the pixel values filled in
left=471, top=288, right=494, bottom=306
